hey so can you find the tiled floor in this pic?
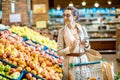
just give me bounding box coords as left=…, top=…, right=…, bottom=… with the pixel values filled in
left=102, top=53, right=120, bottom=74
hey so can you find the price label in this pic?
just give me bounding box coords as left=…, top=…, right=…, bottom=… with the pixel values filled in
left=9, top=14, right=21, bottom=23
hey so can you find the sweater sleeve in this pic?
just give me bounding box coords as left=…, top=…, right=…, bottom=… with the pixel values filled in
left=57, top=28, right=70, bottom=56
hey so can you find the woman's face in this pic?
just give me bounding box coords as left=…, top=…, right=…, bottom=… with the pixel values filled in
left=63, top=10, right=75, bottom=25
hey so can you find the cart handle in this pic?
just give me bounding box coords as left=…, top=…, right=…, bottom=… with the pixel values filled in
left=70, top=60, right=101, bottom=68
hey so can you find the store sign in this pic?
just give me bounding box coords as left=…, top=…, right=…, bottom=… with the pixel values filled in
left=9, top=14, right=21, bottom=23
left=36, top=21, right=46, bottom=28
left=33, top=4, right=46, bottom=14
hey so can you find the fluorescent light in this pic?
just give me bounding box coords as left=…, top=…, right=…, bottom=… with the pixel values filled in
left=56, top=5, right=60, bottom=10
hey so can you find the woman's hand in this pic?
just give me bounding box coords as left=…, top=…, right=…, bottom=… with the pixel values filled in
left=69, top=40, right=77, bottom=52
left=80, top=40, right=86, bottom=46
left=80, top=40, right=89, bottom=49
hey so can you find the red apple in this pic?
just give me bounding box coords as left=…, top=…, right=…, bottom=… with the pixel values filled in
left=26, top=73, right=32, bottom=80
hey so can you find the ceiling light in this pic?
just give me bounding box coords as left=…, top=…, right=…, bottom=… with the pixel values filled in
left=82, top=1, right=86, bottom=6
left=108, top=1, right=112, bottom=5
left=94, top=2, right=99, bottom=7
left=69, top=2, right=74, bottom=7
left=56, top=5, right=60, bottom=10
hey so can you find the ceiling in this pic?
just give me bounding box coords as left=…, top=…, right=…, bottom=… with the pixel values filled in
left=49, top=0, right=120, bottom=9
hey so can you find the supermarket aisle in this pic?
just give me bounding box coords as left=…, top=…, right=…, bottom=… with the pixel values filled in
left=102, top=54, right=120, bottom=74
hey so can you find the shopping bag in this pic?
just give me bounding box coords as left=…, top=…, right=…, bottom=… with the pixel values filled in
left=86, top=49, right=102, bottom=62
left=68, top=70, right=73, bottom=80
left=101, top=62, right=115, bottom=80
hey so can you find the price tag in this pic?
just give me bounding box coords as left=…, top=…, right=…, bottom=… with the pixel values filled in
left=9, top=14, right=21, bottom=23
left=36, top=21, right=47, bottom=28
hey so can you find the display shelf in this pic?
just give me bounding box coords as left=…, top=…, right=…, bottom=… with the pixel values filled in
left=80, top=22, right=120, bottom=25
left=0, top=29, right=63, bottom=80
left=98, top=50, right=116, bottom=53
left=90, top=38, right=116, bottom=41
left=84, top=12, right=120, bottom=14
left=87, top=29, right=116, bottom=32
left=103, top=22, right=120, bottom=24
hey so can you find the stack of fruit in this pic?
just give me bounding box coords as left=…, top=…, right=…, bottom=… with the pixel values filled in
left=10, top=26, right=57, bottom=51
left=0, top=30, right=63, bottom=80
left=0, top=61, right=22, bottom=80
left=22, top=71, right=43, bottom=80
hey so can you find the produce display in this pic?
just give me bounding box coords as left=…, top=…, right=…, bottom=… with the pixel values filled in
left=0, top=61, right=21, bottom=80
left=10, top=26, right=57, bottom=51
left=0, top=30, right=63, bottom=80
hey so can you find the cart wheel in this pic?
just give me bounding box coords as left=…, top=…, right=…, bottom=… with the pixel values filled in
left=69, top=63, right=75, bottom=68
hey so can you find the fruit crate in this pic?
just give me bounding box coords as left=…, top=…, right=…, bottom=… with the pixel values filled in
left=0, top=58, right=24, bottom=80
left=21, top=70, right=45, bottom=80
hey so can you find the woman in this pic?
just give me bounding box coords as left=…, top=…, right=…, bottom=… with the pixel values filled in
left=57, top=6, right=90, bottom=80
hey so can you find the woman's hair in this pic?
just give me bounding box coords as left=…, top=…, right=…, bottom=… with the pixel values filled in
left=65, top=6, right=80, bottom=22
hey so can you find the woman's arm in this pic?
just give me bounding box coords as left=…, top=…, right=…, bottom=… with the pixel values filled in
left=82, top=26, right=91, bottom=51
left=57, top=28, right=70, bottom=56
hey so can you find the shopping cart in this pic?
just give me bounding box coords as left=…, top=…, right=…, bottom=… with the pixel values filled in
left=67, top=53, right=103, bottom=80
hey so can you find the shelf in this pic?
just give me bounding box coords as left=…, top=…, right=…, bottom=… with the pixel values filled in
left=49, top=17, right=63, bottom=20
left=48, top=23, right=64, bottom=26
left=98, top=50, right=116, bottom=53
left=90, top=38, right=116, bottom=41
left=83, top=12, right=120, bottom=15
left=87, top=29, right=116, bottom=32
left=80, top=22, right=120, bottom=25
left=103, top=22, right=120, bottom=24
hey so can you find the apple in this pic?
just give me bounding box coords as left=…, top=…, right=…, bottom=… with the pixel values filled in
left=0, top=64, right=5, bottom=71
left=11, top=72, right=20, bottom=79
left=31, top=77, right=36, bottom=80
left=0, top=61, right=2, bottom=64
left=4, top=65, right=11, bottom=72
left=6, top=52, right=11, bottom=57
left=31, top=70, right=37, bottom=75
left=25, top=66, right=31, bottom=72
left=9, top=68, right=16, bottom=74
left=26, top=73, right=32, bottom=80
left=0, top=76, right=3, bottom=80
left=28, top=61, right=35, bottom=69
left=16, top=67, right=22, bottom=72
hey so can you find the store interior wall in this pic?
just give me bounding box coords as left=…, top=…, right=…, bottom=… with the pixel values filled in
left=2, top=0, right=29, bottom=26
